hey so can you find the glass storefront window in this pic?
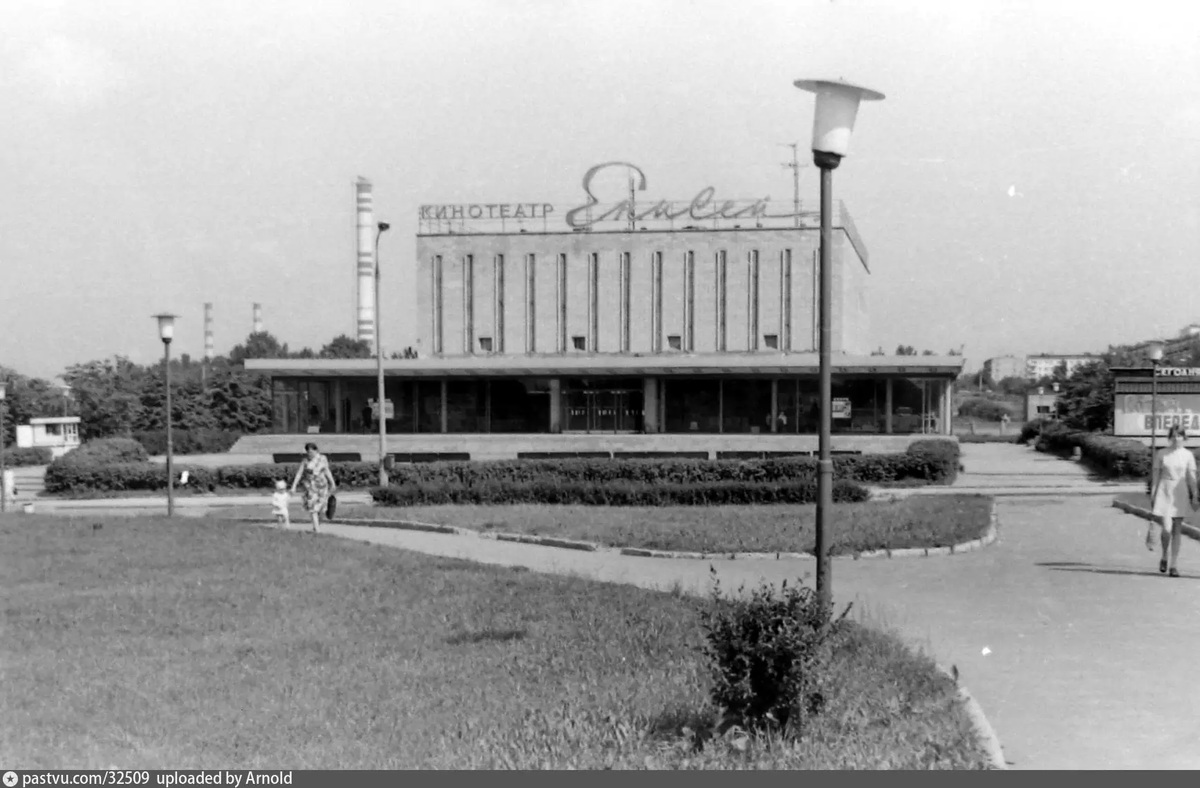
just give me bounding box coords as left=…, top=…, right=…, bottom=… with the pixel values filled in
left=447, top=380, right=487, bottom=433
left=663, top=378, right=721, bottom=433
left=490, top=378, right=551, bottom=433
left=892, top=378, right=940, bottom=434
left=721, top=380, right=773, bottom=434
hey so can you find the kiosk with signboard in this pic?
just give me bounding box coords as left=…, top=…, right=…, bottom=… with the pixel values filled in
left=1112, top=366, right=1200, bottom=445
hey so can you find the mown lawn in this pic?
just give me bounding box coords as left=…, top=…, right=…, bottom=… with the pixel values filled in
left=311, top=494, right=994, bottom=555
left=2, top=514, right=991, bottom=769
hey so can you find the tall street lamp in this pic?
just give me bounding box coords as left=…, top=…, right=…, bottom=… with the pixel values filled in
left=0, top=380, right=7, bottom=514
left=1148, top=340, right=1164, bottom=494
left=153, top=313, right=178, bottom=517
left=794, top=77, right=884, bottom=612
left=375, top=221, right=391, bottom=486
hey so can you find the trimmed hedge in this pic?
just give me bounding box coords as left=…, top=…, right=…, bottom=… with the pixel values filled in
left=1034, top=421, right=1151, bottom=478
left=956, top=434, right=1020, bottom=444
left=54, top=437, right=149, bottom=467
left=2, top=446, right=54, bottom=466
left=42, top=439, right=960, bottom=495
left=369, top=478, right=871, bottom=506
left=132, top=430, right=243, bottom=456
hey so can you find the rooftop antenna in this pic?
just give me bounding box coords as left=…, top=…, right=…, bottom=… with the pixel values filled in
left=780, top=143, right=805, bottom=227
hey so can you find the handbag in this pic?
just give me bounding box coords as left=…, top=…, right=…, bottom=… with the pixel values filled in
left=325, top=494, right=338, bottom=520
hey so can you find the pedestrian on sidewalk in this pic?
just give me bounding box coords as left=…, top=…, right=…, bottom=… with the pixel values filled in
left=1149, top=425, right=1196, bottom=577
left=290, top=442, right=336, bottom=534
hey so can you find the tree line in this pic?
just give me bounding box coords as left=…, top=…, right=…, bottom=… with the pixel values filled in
left=1, top=333, right=418, bottom=444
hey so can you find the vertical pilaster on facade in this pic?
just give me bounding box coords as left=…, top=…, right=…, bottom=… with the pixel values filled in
left=941, top=380, right=952, bottom=435
left=748, top=250, right=760, bottom=351
left=433, top=256, right=444, bottom=354
left=652, top=252, right=663, bottom=353
left=588, top=253, right=599, bottom=352
left=549, top=380, right=562, bottom=432
left=355, top=178, right=377, bottom=348
left=557, top=253, right=568, bottom=354
left=885, top=378, right=894, bottom=434
left=643, top=378, right=659, bottom=433
left=620, top=252, right=631, bottom=352
left=684, top=251, right=695, bottom=352
left=463, top=255, right=474, bottom=354
left=716, top=251, right=727, bottom=352
left=779, top=251, right=790, bottom=352
left=441, top=381, right=449, bottom=433
left=525, top=253, right=536, bottom=354
left=494, top=255, right=505, bottom=353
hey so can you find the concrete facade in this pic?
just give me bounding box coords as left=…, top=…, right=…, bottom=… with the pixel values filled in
left=983, top=355, right=1024, bottom=382
left=1025, top=354, right=1096, bottom=380
left=415, top=219, right=870, bottom=360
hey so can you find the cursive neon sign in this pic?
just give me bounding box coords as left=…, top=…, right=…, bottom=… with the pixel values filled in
left=563, top=161, right=811, bottom=229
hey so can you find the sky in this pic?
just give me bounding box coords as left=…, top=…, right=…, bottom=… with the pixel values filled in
left=1, top=0, right=1198, bottom=380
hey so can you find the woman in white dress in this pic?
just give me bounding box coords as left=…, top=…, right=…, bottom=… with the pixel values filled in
left=1150, top=425, right=1197, bottom=578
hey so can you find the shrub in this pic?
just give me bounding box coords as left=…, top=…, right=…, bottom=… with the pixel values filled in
left=369, top=478, right=871, bottom=507
left=1018, top=417, right=1051, bottom=445
left=957, top=398, right=1014, bottom=422
left=2, top=446, right=54, bottom=466
left=132, top=430, right=243, bottom=455
left=699, top=569, right=851, bottom=734
left=1032, top=422, right=1151, bottom=478
left=54, top=437, right=149, bottom=467
left=956, top=434, right=1019, bottom=444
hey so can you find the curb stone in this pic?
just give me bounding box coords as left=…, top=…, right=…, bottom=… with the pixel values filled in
left=1110, top=499, right=1200, bottom=541
left=232, top=498, right=1001, bottom=562
left=933, top=663, right=1009, bottom=770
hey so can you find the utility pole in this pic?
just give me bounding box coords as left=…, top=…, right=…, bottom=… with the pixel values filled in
left=781, top=143, right=804, bottom=227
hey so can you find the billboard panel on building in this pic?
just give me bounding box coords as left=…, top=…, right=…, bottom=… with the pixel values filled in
left=1112, top=367, right=1200, bottom=438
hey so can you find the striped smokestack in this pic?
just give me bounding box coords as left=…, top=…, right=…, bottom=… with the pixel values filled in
left=253, top=302, right=263, bottom=334
left=204, top=302, right=215, bottom=361
left=355, top=177, right=377, bottom=350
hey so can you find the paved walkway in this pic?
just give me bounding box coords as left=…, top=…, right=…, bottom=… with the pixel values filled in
left=317, top=496, right=1200, bottom=771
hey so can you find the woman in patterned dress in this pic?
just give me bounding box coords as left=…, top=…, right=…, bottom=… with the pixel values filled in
left=290, top=442, right=337, bottom=533
left=1150, top=425, right=1197, bottom=578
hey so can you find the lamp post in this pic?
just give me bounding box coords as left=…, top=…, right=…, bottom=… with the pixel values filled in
left=153, top=314, right=178, bottom=517
left=0, top=381, right=7, bottom=513
left=794, top=77, right=884, bottom=612
left=1148, top=340, right=1164, bottom=494
left=375, top=221, right=391, bottom=486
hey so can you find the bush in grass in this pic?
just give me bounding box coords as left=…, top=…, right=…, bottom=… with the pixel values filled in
left=44, top=462, right=221, bottom=493
left=1018, top=417, right=1051, bottom=445
left=956, top=433, right=1020, bottom=444
left=369, top=478, right=871, bottom=506
left=56, top=437, right=149, bottom=466
left=1031, top=421, right=1152, bottom=479
left=957, top=398, right=1014, bottom=422
left=132, top=429, right=243, bottom=455
left=699, top=569, right=852, bottom=734
left=2, top=446, right=54, bottom=466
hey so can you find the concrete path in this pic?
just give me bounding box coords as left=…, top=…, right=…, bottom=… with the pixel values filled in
left=315, top=496, right=1200, bottom=771
left=940, top=443, right=1145, bottom=497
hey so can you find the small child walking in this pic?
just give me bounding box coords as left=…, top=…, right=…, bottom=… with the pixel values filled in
left=271, top=480, right=291, bottom=528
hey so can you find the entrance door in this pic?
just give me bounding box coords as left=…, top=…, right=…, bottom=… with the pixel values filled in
left=562, top=381, right=644, bottom=433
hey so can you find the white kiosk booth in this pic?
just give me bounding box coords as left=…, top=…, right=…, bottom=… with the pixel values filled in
left=16, top=416, right=82, bottom=459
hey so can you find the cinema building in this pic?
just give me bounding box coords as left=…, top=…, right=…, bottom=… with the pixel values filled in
left=239, top=164, right=963, bottom=461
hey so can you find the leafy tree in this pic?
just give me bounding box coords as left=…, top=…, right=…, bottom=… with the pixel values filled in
left=948, top=348, right=963, bottom=356
left=895, top=345, right=916, bottom=356
left=62, top=357, right=148, bottom=440
left=996, top=376, right=1031, bottom=396
left=228, top=331, right=290, bottom=364
left=319, top=335, right=373, bottom=359
left=390, top=346, right=419, bottom=360
left=0, top=366, right=75, bottom=445
left=870, top=347, right=886, bottom=356
left=921, top=349, right=935, bottom=356
left=1054, top=359, right=1114, bottom=431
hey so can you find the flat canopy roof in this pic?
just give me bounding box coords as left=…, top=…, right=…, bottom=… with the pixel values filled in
left=246, top=353, right=964, bottom=379
left=29, top=416, right=81, bottom=425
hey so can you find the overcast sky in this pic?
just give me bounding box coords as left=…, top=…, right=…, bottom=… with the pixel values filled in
left=2, top=0, right=1197, bottom=380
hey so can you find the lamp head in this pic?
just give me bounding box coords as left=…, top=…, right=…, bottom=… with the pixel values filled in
left=793, top=77, right=885, bottom=165
left=153, top=313, right=178, bottom=344
left=378, top=222, right=390, bottom=233
left=1148, top=340, right=1164, bottom=363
